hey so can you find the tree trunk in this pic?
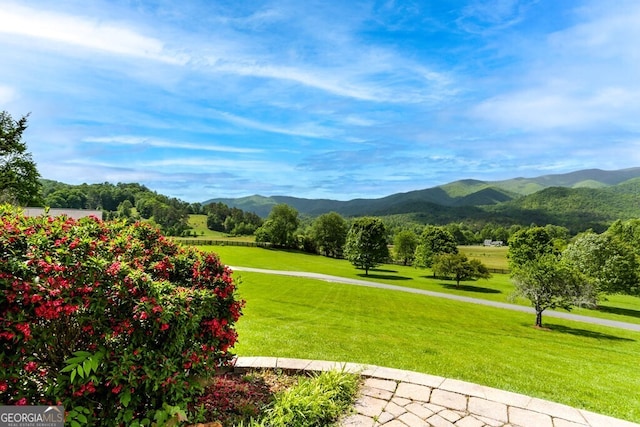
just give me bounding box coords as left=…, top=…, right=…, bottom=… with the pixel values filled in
left=535, top=310, right=543, bottom=327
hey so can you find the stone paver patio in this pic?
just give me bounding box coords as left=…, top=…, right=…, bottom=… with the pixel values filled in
left=234, top=356, right=639, bottom=427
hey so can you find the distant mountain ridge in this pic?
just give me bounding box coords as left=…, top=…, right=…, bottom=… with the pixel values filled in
left=204, top=167, right=640, bottom=223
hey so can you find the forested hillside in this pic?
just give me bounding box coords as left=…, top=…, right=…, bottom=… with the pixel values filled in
left=40, top=180, right=195, bottom=235
left=36, top=167, right=640, bottom=236
left=205, top=168, right=640, bottom=234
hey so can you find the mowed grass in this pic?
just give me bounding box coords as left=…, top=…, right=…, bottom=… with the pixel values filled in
left=203, top=245, right=640, bottom=325
left=232, top=272, right=640, bottom=423
left=177, top=215, right=255, bottom=241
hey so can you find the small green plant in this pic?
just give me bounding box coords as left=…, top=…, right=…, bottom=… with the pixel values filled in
left=254, top=370, right=360, bottom=427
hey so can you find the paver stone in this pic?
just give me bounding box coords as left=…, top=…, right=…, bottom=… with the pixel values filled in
left=395, top=383, right=431, bottom=402
left=430, top=389, right=467, bottom=411
left=467, top=397, right=508, bottom=423
left=508, top=406, right=553, bottom=427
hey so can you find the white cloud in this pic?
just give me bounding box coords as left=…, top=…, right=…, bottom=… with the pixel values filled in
left=212, top=110, right=339, bottom=139
left=0, top=3, right=186, bottom=64
left=83, top=136, right=263, bottom=154
left=0, top=85, right=16, bottom=104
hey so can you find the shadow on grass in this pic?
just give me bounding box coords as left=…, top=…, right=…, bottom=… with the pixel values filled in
left=543, top=323, right=636, bottom=342
left=440, top=283, right=501, bottom=294
left=357, top=273, right=411, bottom=281
left=595, top=305, right=640, bottom=319
left=370, top=268, right=399, bottom=273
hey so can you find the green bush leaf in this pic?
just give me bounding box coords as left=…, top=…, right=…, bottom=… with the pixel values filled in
left=120, top=390, right=132, bottom=408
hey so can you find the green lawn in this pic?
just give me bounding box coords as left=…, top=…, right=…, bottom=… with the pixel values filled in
left=177, top=215, right=255, bottom=242
left=232, top=272, right=640, bottom=423
left=202, top=245, right=640, bottom=325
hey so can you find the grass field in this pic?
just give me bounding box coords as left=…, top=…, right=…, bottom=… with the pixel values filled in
left=201, top=245, right=640, bottom=325
left=177, top=215, right=255, bottom=242
left=231, top=271, right=640, bottom=422
left=459, top=245, right=509, bottom=270
left=191, top=244, right=640, bottom=421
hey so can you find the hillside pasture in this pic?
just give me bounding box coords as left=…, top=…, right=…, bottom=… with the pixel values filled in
left=232, top=271, right=640, bottom=423
left=199, top=245, right=640, bottom=326
left=459, top=245, right=509, bottom=270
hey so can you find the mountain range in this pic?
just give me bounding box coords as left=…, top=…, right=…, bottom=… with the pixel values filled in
left=204, top=167, right=640, bottom=233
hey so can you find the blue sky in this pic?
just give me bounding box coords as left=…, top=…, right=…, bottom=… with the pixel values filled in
left=1, top=0, right=639, bottom=202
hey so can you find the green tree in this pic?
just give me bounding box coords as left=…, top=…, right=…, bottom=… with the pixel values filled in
left=432, top=253, right=491, bottom=287
left=344, top=217, right=389, bottom=275
left=393, top=230, right=418, bottom=266
left=507, top=227, right=557, bottom=270
left=0, top=111, right=42, bottom=206
left=414, top=226, right=458, bottom=271
left=255, top=204, right=300, bottom=248
left=607, top=218, right=640, bottom=259
left=563, top=231, right=639, bottom=297
left=311, top=212, right=347, bottom=257
left=511, top=254, right=596, bottom=327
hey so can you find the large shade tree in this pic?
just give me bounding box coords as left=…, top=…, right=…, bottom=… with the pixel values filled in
left=0, top=111, right=42, bottom=206
left=563, top=231, right=639, bottom=297
left=414, top=226, right=458, bottom=274
left=255, top=204, right=300, bottom=248
left=511, top=254, right=596, bottom=327
left=310, top=212, right=347, bottom=257
left=344, top=217, right=389, bottom=275
left=393, top=230, right=418, bottom=266
left=432, top=253, right=491, bottom=288
left=507, top=227, right=557, bottom=269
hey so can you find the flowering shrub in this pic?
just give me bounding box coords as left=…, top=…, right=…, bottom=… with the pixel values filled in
left=0, top=205, right=244, bottom=425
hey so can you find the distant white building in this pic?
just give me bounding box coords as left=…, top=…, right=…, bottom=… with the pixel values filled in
left=483, top=239, right=504, bottom=247
left=23, top=208, right=103, bottom=220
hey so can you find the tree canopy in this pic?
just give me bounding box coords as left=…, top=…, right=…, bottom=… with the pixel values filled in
left=507, top=227, right=558, bottom=269
left=414, top=226, right=458, bottom=270
left=563, top=231, right=639, bottom=297
left=255, top=204, right=300, bottom=248
left=0, top=111, right=42, bottom=206
left=344, top=217, right=389, bottom=275
left=393, top=230, right=418, bottom=266
left=310, top=212, right=347, bottom=257
left=432, top=253, right=491, bottom=287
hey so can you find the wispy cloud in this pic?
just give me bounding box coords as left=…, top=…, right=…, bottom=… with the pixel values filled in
left=456, top=0, right=538, bottom=34
left=211, top=110, right=339, bottom=139
left=83, top=136, right=263, bottom=154
left=0, top=2, right=186, bottom=64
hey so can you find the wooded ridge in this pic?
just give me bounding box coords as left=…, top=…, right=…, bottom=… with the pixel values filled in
left=205, top=167, right=640, bottom=233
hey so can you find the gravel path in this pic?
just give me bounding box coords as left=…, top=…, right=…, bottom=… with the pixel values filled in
left=229, top=266, right=640, bottom=332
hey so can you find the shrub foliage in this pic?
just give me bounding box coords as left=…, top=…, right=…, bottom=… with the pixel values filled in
left=0, top=205, right=243, bottom=426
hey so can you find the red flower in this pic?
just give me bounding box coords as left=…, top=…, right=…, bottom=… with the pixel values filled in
left=15, top=323, right=31, bottom=340
left=0, top=331, right=15, bottom=341
left=16, top=397, right=28, bottom=406
left=160, top=323, right=169, bottom=331
left=111, top=385, right=122, bottom=394
left=24, top=361, right=38, bottom=372
left=0, top=381, right=8, bottom=393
